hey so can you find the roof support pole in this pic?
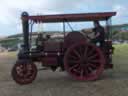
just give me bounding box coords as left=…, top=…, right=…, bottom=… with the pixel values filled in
left=106, top=18, right=112, bottom=40
left=63, top=21, right=66, bottom=38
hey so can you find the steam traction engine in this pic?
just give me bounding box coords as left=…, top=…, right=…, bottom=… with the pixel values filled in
left=11, top=12, right=116, bottom=85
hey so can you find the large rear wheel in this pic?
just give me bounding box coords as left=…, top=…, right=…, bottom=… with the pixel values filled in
left=64, top=42, right=105, bottom=81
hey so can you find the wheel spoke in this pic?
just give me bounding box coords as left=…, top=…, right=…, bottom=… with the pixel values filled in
left=80, top=68, right=84, bottom=78
left=69, top=64, right=79, bottom=71
left=88, top=59, right=100, bottom=64
left=82, top=65, right=88, bottom=75
left=69, top=60, right=80, bottom=64
left=78, top=46, right=84, bottom=56
left=72, top=66, right=81, bottom=73
left=88, top=47, right=95, bottom=57
left=84, top=46, right=88, bottom=58
left=88, top=54, right=98, bottom=61
left=72, top=49, right=81, bottom=58
left=87, top=66, right=92, bottom=73
left=69, top=55, right=78, bottom=60
left=89, top=63, right=97, bottom=69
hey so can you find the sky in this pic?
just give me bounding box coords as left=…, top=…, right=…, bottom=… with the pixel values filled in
left=0, top=0, right=128, bottom=36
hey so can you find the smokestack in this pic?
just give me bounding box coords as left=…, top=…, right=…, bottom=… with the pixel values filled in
left=21, top=12, right=29, bottom=52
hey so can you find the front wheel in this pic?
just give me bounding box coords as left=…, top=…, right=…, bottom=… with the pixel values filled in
left=11, top=60, right=37, bottom=85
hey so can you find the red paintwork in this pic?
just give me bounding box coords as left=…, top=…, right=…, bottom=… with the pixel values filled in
left=22, top=12, right=116, bottom=23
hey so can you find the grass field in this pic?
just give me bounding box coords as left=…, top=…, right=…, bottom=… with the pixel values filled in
left=113, top=44, right=128, bottom=72
left=113, top=44, right=128, bottom=63
left=0, top=44, right=128, bottom=96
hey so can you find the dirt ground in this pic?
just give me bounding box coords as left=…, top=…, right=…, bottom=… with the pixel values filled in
left=0, top=52, right=128, bottom=96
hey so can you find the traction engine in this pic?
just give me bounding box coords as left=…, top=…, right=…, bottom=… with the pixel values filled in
left=11, top=12, right=116, bottom=85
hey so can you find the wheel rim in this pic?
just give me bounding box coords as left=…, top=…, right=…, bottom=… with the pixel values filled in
left=64, top=42, right=105, bottom=80
left=12, top=60, right=37, bottom=85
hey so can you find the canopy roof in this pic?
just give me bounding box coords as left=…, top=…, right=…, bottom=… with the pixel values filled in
left=22, top=12, right=116, bottom=23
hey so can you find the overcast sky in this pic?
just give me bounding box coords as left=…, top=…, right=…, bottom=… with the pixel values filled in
left=0, top=0, right=128, bottom=36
